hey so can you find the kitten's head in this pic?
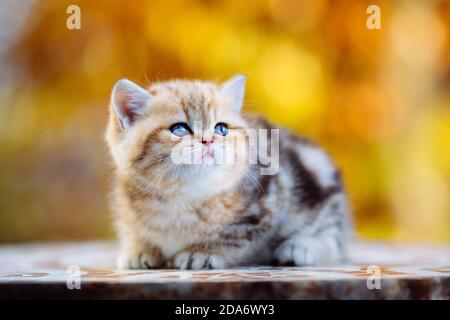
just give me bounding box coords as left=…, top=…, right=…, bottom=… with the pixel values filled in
left=106, top=76, right=249, bottom=196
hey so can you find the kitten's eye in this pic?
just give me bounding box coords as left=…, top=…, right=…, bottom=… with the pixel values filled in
left=169, top=123, right=191, bottom=137
left=214, top=123, right=228, bottom=136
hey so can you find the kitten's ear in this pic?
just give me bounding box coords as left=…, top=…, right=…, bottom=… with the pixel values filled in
left=111, top=79, right=151, bottom=130
left=220, top=75, right=246, bottom=114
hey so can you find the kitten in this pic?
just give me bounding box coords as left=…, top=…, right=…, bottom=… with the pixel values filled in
left=105, top=75, right=352, bottom=270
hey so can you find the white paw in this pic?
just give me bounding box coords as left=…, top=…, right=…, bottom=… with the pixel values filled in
left=275, top=237, right=341, bottom=266
left=173, top=251, right=226, bottom=270
left=117, top=250, right=162, bottom=269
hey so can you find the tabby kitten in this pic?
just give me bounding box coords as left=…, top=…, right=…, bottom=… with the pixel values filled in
left=106, top=75, right=352, bottom=270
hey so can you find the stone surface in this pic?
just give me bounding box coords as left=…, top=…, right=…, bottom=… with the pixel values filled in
left=0, top=241, right=448, bottom=299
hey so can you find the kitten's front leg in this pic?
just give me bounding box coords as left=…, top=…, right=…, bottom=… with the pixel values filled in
left=117, top=236, right=164, bottom=269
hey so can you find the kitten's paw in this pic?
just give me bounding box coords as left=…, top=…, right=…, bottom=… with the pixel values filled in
left=173, top=251, right=225, bottom=270
left=275, top=237, right=342, bottom=266
left=117, top=248, right=163, bottom=269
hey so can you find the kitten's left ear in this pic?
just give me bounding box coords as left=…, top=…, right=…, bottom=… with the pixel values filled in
left=111, top=79, right=151, bottom=130
left=220, top=75, right=246, bottom=114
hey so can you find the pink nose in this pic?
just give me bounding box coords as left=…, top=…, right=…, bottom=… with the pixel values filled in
left=201, top=139, right=213, bottom=146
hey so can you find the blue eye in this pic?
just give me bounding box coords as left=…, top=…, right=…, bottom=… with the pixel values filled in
left=170, top=123, right=191, bottom=137
left=214, top=123, right=228, bottom=136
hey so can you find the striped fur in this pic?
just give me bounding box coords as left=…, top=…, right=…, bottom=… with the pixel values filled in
left=106, top=77, right=352, bottom=269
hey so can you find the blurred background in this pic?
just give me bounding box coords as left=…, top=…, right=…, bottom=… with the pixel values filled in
left=0, top=0, right=448, bottom=244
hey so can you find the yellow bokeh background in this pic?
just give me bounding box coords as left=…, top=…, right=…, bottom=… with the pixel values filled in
left=0, top=0, right=448, bottom=243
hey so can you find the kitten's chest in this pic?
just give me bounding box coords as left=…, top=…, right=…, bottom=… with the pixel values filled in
left=138, top=205, right=220, bottom=258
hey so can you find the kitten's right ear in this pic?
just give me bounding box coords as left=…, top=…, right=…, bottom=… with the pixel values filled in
left=220, top=75, right=246, bottom=114
left=111, top=79, right=151, bottom=130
